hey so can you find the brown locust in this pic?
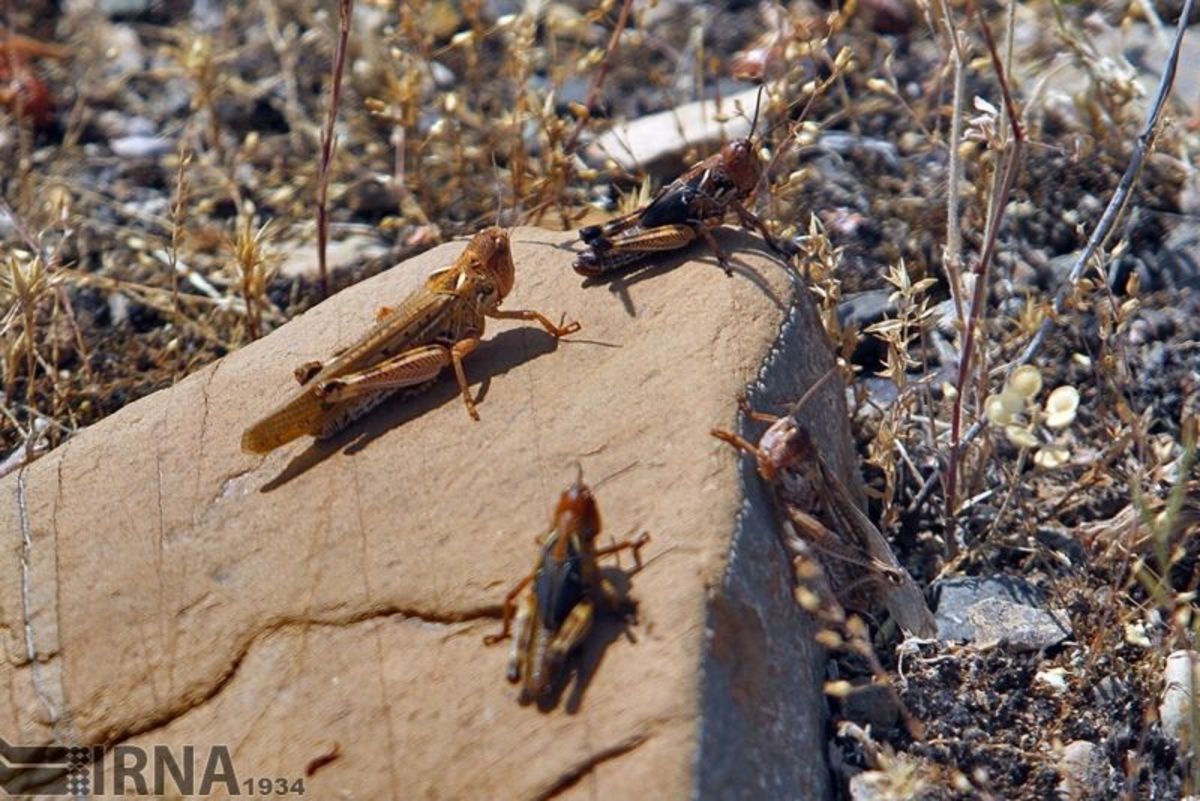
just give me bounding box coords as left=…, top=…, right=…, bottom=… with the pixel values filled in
left=573, top=91, right=795, bottom=277
left=713, top=404, right=936, bottom=638
left=241, top=227, right=579, bottom=454
left=484, top=476, right=650, bottom=702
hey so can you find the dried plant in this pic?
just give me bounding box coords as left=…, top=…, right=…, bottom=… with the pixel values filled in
left=226, top=211, right=282, bottom=342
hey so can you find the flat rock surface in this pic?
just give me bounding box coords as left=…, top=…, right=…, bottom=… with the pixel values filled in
left=0, top=226, right=856, bottom=799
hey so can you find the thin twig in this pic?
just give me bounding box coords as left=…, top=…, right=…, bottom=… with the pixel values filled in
left=561, top=0, right=634, bottom=154
left=316, top=0, right=354, bottom=300
left=169, top=137, right=192, bottom=320
left=936, top=0, right=966, bottom=323
left=910, top=0, right=1195, bottom=518
left=942, top=1, right=1026, bottom=542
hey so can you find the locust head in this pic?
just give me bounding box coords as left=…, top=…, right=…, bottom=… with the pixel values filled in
left=551, top=480, right=601, bottom=548
left=468, top=226, right=515, bottom=299
left=757, top=414, right=814, bottom=483
left=721, top=137, right=763, bottom=196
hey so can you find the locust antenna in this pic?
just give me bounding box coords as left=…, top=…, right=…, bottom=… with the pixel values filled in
left=749, top=82, right=765, bottom=141
left=785, top=363, right=843, bottom=418
left=491, top=153, right=504, bottom=228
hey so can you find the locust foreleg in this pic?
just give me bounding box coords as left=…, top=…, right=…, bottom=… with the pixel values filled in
left=487, top=308, right=581, bottom=338
left=731, top=200, right=797, bottom=260
left=595, top=531, right=651, bottom=572
left=711, top=428, right=762, bottom=458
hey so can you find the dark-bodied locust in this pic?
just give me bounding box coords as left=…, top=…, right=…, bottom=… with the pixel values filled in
left=712, top=401, right=936, bottom=638
left=484, top=477, right=650, bottom=703
left=241, top=227, right=579, bottom=454
left=573, top=90, right=794, bottom=277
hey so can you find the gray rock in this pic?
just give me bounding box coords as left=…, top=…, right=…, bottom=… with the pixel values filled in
left=838, top=289, right=893, bottom=332
left=1092, top=675, right=1126, bottom=707
left=963, top=598, right=1072, bottom=651
left=95, top=23, right=146, bottom=79
left=932, top=575, right=1045, bottom=641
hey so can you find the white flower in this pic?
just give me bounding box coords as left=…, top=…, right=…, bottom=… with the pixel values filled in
left=1044, top=386, right=1080, bottom=429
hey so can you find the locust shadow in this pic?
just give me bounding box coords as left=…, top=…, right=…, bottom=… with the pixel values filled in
left=260, top=326, right=562, bottom=490
left=561, top=228, right=792, bottom=318
left=529, top=562, right=644, bottom=715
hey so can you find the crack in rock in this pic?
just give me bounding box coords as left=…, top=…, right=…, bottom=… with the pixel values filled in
left=531, top=733, right=650, bottom=801
left=16, top=465, right=68, bottom=737
left=100, top=603, right=500, bottom=748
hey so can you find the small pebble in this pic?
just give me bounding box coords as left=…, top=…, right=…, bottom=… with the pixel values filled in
left=99, top=0, right=150, bottom=16
left=1160, top=650, right=1199, bottom=742
left=110, top=135, right=174, bottom=159
left=1057, top=740, right=1112, bottom=800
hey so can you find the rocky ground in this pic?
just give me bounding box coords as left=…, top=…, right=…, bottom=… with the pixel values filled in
left=3, top=1, right=1200, bottom=799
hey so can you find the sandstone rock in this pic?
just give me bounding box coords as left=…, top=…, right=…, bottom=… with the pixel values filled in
left=0, top=226, right=866, bottom=799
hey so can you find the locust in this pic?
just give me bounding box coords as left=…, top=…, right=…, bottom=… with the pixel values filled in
left=712, top=392, right=936, bottom=638
left=573, top=89, right=795, bottom=277
left=241, top=227, right=579, bottom=454
left=483, top=475, right=650, bottom=703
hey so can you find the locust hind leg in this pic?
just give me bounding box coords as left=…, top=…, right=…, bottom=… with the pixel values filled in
left=483, top=571, right=535, bottom=646
left=579, top=208, right=647, bottom=244
left=317, top=338, right=483, bottom=421
left=546, top=599, right=594, bottom=671
left=573, top=224, right=698, bottom=277
left=506, top=591, right=536, bottom=685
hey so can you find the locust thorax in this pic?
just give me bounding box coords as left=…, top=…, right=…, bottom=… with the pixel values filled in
left=721, top=138, right=763, bottom=195
left=470, top=226, right=515, bottom=299
left=552, top=482, right=601, bottom=546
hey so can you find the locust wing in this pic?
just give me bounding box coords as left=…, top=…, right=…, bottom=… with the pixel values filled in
left=240, top=274, right=461, bottom=454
